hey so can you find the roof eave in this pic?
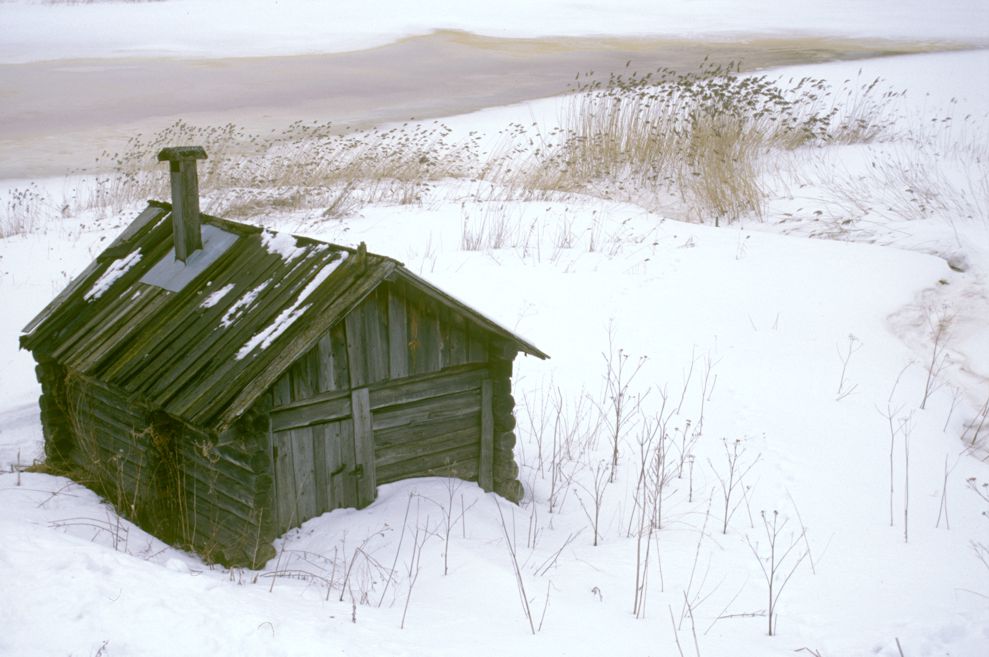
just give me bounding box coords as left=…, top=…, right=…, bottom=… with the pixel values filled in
left=390, top=267, right=549, bottom=361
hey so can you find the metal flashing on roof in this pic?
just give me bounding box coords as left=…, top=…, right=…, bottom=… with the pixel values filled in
left=140, top=224, right=238, bottom=292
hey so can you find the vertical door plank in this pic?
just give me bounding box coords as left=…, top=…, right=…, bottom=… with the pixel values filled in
left=291, top=427, right=318, bottom=524
left=272, top=429, right=297, bottom=533
left=312, top=423, right=329, bottom=514
left=351, top=387, right=377, bottom=508
left=324, top=420, right=344, bottom=510
left=339, top=418, right=358, bottom=508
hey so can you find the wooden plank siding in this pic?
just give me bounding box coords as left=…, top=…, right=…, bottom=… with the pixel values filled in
left=268, top=281, right=491, bottom=406
left=351, top=388, right=375, bottom=507
left=265, top=360, right=501, bottom=531
left=271, top=417, right=357, bottom=535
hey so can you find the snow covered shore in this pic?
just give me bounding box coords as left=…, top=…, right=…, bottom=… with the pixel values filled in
left=1, top=3, right=988, bottom=656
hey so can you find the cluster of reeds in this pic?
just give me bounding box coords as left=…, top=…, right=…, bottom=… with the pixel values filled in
left=508, top=60, right=900, bottom=224
left=95, top=118, right=484, bottom=220
left=1, top=183, right=51, bottom=237
left=2, top=62, right=929, bottom=237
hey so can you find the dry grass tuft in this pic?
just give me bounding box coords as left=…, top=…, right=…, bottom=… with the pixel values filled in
left=94, top=119, right=483, bottom=221
left=2, top=183, right=54, bottom=237
left=507, top=60, right=901, bottom=224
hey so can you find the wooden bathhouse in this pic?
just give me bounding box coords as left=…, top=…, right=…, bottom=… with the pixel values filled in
left=21, top=147, right=547, bottom=566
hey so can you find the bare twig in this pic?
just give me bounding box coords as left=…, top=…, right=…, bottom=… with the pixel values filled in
left=835, top=334, right=862, bottom=401
left=920, top=307, right=953, bottom=410
left=495, top=499, right=536, bottom=634
left=710, top=438, right=760, bottom=534
left=600, top=329, right=648, bottom=482
left=744, top=510, right=810, bottom=636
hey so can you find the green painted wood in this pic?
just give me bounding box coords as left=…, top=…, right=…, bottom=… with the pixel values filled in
left=351, top=388, right=376, bottom=508
left=156, top=250, right=336, bottom=408
left=479, top=378, right=494, bottom=492
left=102, top=234, right=265, bottom=387
left=21, top=206, right=165, bottom=338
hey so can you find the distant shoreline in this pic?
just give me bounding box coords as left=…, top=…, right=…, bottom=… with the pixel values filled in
left=0, top=30, right=978, bottom=179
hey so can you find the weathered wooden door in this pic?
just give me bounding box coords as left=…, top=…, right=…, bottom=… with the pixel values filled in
left=271, top=389, right=376, bottom=535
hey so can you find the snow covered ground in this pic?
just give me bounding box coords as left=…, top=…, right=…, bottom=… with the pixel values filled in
left=2, top=3, right=989, bottom=657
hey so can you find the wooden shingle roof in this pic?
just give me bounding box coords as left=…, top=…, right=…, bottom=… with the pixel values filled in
left=21, top=201, right=546, bottom=432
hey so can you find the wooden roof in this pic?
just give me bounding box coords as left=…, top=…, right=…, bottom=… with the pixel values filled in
left=21, top=201, right=547, bottom=432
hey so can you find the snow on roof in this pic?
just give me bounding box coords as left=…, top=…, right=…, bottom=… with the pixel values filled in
left=220, top=281, right=270, bottom=328
left=260, top=229, right=308, bottom=262
left=83, top=250, right=142, bottom=301
left=200, top=283, right=235, bottom=309
left=235, top=252, right=348, bottom=360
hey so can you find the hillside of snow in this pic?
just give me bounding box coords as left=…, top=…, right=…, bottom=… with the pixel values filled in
left=2, top=3, right=989, bottom=657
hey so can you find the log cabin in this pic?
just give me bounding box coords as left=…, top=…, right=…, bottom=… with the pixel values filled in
left=20, top=146, right=547, bottom=566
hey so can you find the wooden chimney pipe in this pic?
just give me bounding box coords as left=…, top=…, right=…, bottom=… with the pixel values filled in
left=158, top=146, right=208, bottom=263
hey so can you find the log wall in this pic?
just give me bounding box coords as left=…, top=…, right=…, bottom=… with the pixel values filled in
left=37, top=367, right=274, bottom=566
left=30, top=277, right=527, bottom=567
